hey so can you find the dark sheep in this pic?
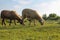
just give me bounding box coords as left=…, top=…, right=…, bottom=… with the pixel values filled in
left=1, top=10, right=24, bottom=25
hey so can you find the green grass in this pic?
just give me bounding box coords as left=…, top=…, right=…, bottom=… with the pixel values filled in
left=0, top=20, right=60, bottom=40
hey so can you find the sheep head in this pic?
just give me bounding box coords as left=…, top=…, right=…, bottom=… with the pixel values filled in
left=39, top=18, right=44, bottom=25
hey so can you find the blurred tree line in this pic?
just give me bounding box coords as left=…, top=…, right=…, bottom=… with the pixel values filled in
left=42, top=13, right=60, bottom=20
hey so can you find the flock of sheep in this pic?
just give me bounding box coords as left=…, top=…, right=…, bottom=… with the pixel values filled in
left=1, top=8, right=44, bottom=26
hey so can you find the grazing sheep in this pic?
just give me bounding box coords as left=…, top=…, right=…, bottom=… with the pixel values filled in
left=1, top=10, right=24, bottom=25
left=22, top=9, right=44, bottom=25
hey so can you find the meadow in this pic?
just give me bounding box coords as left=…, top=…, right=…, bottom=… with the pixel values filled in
left=0, top=19, right=60, bottom=40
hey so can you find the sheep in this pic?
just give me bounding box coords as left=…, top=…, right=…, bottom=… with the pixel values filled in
left=22, top=9, right=44, bottom=25
left=1, top=10, right=24, bottom=25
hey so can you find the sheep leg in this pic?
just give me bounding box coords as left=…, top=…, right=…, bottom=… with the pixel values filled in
left=9, top=19, right=12, bottom=25
left=22, top=17, right=26, bottom=23
left=14, top=20, right=16, bottom=25
left=2, top=18, right=6, bottom=25
left=34, top=20, right=36, bottom=26
left=4, top=19, right=6, bottom=25
left=2, top=19, right=4, bottom=25
left=29, top=20, right=31, bottom=25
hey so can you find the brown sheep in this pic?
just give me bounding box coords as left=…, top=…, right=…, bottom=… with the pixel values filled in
left=1, top=10, right=24, bottom=25
left=22, top=9, right=44, bottom=25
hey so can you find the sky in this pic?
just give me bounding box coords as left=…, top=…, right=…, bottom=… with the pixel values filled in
left=0, top=0, right=60, bottom=16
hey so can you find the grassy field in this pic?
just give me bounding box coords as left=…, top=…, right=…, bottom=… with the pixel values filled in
left=0, top=20, right=60, bottom=40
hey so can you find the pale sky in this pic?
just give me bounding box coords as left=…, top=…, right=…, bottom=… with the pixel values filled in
left=0, top=0, right=60, bottom=16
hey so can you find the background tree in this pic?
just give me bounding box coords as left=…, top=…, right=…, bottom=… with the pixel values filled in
left=48, top=13, right=57, bottom=20
left=56, top=16, right=60, bottom=20
left=42, top=14, right=47, bottom=20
